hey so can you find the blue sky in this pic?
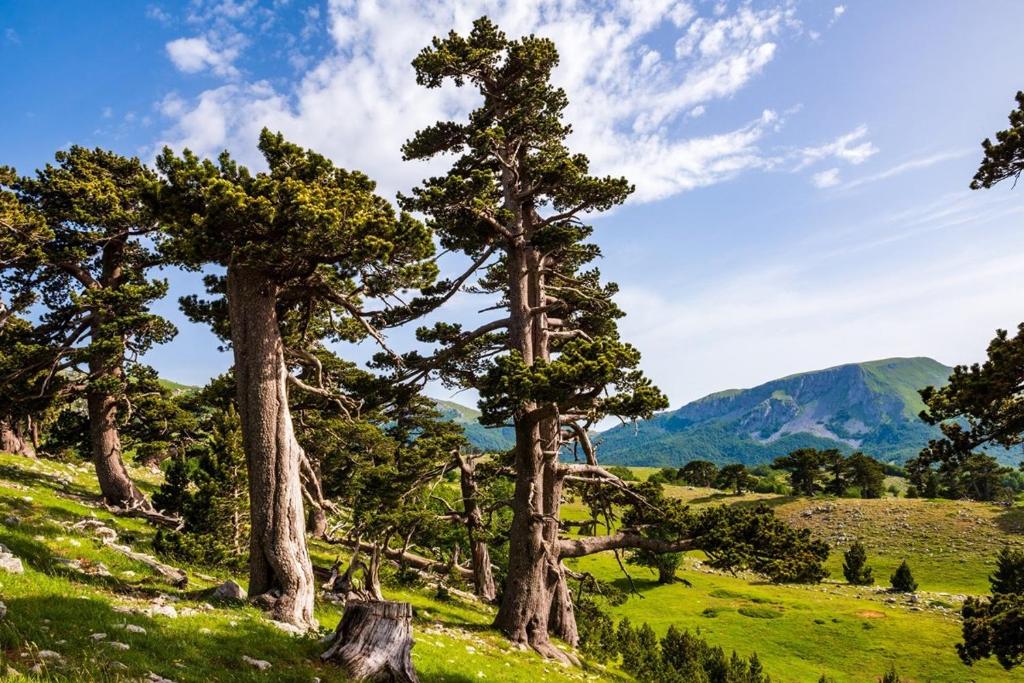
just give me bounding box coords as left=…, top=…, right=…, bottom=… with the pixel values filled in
left=2, top=1, right=1023, bottom=410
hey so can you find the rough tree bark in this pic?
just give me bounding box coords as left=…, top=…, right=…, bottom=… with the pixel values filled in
left=86, top=344, right=147, bottom=508
left=455, top=452, right=497, bottom=602
left=227, top=262, right=316, bottom=630
left=321, top=601, right=419, bottom=682
left=0, top=418, right=35, bottom=457
left=493, top=244, right=580, bottom=661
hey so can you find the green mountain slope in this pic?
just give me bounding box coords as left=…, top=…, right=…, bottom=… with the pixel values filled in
left=432, top=399, right=516, bottom=453
left=595, top=357, right=955, bottom=467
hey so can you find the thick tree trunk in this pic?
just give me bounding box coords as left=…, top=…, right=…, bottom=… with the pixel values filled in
left=86, top=368, right=147, bottom=508
left=227, top=262, right=316, bottom=630
left=0, top=418, right=35, bottom=457
left=321, top=601, right=419, bottom=682
left=493, top=244, right=580, bottom=660
left=456, top=453, right=497, bottom=602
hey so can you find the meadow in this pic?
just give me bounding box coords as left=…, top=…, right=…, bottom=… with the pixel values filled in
left=0, top=452, right=1020, bottom=681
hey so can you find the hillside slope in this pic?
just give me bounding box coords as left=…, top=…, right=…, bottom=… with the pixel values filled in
left=433, top=399, right=516, bottom=453
left=595, top=357, right=954, bottom=466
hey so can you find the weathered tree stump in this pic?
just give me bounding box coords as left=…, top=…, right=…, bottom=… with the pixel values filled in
left=321, top=600, right=419, bottom=682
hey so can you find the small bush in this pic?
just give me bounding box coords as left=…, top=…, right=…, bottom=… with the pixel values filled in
left=890, top=560, right=918, bottom=593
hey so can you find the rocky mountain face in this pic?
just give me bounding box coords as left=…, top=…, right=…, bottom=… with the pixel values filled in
left=590, top=357, right=955, bottom=467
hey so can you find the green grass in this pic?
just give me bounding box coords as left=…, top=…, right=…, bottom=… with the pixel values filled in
left=565, top=479, right=1024, bottom=682
left=0, top=454, right=619, bottom=682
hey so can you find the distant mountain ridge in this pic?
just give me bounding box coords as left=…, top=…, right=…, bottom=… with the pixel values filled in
left=432, top=399, right=517, bottom=454
left=592, top=357, right=954, bottom=467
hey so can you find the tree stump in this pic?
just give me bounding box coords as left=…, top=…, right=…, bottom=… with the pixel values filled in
left=321, top=600, right=419, bottom=682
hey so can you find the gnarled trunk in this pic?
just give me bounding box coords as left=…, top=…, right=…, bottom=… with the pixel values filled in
left=0, top=418, right=35, bottom=457
left=227, top=262, right=316, bottom=630
left=87, top=364, right=146, bottom=508
left=493, top=245, right=579, bottom=661
left=456, top=453, right=496, bottom=602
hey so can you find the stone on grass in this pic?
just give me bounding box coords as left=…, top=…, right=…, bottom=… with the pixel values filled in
left=211, top=579, right=246, bottom=602
left=242, top=655, right=272, bottom=671
left=124, top=624, right=146, bottom=634
left=0, top=546, right=24, bottom=574
left=105, top=641, right=130, bottom=651
left=37, top=650, right=63, bottom=662
left=0, top=601, right=6, bottom=619
left=90, top=633, right=106, bottom=641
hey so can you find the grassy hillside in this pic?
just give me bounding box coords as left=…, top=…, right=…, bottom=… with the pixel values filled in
left=1, top=452, right=1020, bottom=681
left=562, top=477, right=1024, bottom=682
left=0, top=453, right=617, bottom=682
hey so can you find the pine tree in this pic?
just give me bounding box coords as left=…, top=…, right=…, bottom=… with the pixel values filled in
left=156, top=130, right=437, bottom=628
left=1, top=150, right=176, bottom=507
left=153, top=406, right=248, bottom=568
left=890, top=560, right=918, bottom=593
left=970, top=91, right=1024, bottom=189
left=991, top=546, right=1024, bottom=595
left=842, top=541, right=875, bottom=586
left=773, top=448, right=827, bottom=496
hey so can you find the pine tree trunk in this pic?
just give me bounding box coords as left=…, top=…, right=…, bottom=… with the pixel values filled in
left=493, top=245, right=578, bottom=661
left=0, top=418, right=35, bottom=458
left=456, top=453, right=496, bottom=602
left=227, top=262, right=316, bottom=630
left=321, top=600, right=419, bottom=682
left=86, top=364, right=146, bottom=508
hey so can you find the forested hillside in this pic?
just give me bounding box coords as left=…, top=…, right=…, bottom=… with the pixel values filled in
left=595, top=358, right=956, bottom=466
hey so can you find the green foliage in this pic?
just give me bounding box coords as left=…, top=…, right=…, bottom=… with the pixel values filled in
left=847, top=452, right=886, bottom=498
left=600, top=617, right=772, bottom=683
left=1, top=147, right=176, bottom=456
left=681, top=460, right=719, bottom=487
left=621, top=482, right=829, bottom=584
left=971, top=91, right=1024, bottom=189
left=153, top=406, right=248, bottom=569
left=716, top=463, right=751, bottom=494
left=959, top=593, right=1024, bottom=670
left=843, top=541, right=875, bottom=586
left=879, top=664, right=902, bottom=683
left=991, top=546, right=1024, bottom=595
left=773, top=448, right=831, bottom=496
left=958, top=545, right=1024, bottom=669
left=890, top=560, right=918, bottom=593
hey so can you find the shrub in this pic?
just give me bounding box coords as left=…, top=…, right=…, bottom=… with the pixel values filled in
left=890, top=560, right=918, bottom=593
left=843, top=541, right=875, bottom=585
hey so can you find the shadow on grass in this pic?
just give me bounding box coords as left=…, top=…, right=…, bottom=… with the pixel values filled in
left=994, top=505, right=1024, bottom=536
left=0, top=462, right=96, bottom=501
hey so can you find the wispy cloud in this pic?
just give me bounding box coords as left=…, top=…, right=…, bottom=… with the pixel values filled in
left=796, top=124, right=878, bottom=170
left=4, top=28, right=20, bottom=45
left=811, top=167, right=841, bottom=188
left=841, top=149, right=974, bottom=190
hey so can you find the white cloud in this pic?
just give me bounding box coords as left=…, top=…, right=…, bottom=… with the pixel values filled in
left=155, top=1, right=804, bottom=203
left=166, top=36, right=241, bottom=78
left=811, top=167, right=840, bottom=188
left=4, top=28, right=19, bottom=45
left=796, top=124, right=878, bottom=170
left=146, top=5, right=172, bottom=24
left=841, top=149, right=973, bottom=190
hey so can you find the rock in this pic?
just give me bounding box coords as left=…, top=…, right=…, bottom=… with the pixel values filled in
left=90, top=633, right=107, bottom=641
left=268, top=619, right=305, bottom=636
left=124, top=624, right=146, bottom=634
left=0, top=601, right=6, bottom=619
left=109, top=661, right=128, bottom=671
left=146, top=604, right=178, bottom=619
left=37, top=650, right=63, bottom=662
left=242, top=655, right=272, bottom=671
left=105, top=641, right=130, bottom=651
left=212, top=579, right=246, bottom=602
left=146, top=672, right=180, bottom=683
left=2, top=516, right=19, bottom=527
left=0, top=547, right=24, bottom=574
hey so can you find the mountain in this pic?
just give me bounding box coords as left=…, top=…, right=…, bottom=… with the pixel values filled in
left=594, top=357, right=955, bottom=467
left=433, top=399, right=517, bottom=454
